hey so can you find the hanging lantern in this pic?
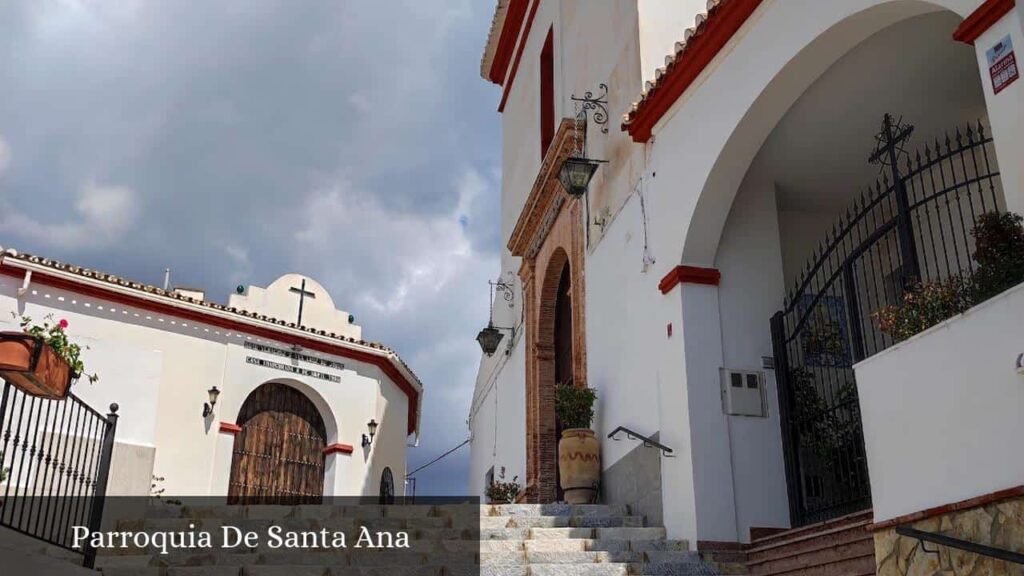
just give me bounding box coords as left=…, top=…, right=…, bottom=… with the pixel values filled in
left=558, top=156, right=602, bottom=197
left=476, top=323, right=505, bottom=356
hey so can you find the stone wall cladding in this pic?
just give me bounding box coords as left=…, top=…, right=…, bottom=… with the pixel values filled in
left=873, top=495, right=1024, bottom=575
left=602, top=432, right=663, bottom=528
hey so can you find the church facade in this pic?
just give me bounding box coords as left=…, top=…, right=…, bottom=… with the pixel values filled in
left=471, top=0, right=1023, bottom=569
left=0, top=249, right=421, bottom=499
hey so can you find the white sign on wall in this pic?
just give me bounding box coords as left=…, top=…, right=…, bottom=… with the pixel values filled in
left=987, top=35, right=1018, bottom=95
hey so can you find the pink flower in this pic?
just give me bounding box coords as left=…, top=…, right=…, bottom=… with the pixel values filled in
left=58, top=319, right=69, bottom=329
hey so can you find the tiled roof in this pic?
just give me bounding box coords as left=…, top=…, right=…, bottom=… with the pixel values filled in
left=622, top=0, right=724, bottom=131
left=622, top=0, right=762, bottom=142
left=480, top=0, right=511, bottom=81
left=0, top=248, right=421, bottom=388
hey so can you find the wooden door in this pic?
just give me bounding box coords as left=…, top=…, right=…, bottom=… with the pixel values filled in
left=227, top=383, right=326, bottom=504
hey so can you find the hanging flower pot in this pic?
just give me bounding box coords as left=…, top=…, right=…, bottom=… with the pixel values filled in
left=0, top=315, right=97, bottom=400
left=0, top=332, right=75, bottom=399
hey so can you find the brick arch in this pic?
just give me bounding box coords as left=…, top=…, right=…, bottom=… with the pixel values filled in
left=520, top=197, right=587, bottom=503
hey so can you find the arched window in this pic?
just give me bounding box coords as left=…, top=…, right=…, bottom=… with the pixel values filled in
left=379, top=467, right=395, bottom=504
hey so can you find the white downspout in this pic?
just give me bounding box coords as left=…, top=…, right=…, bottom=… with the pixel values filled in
left=16, top=269, right=32, bottom=297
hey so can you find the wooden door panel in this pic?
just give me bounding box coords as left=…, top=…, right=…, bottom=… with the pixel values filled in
left=227, top=383, right=326, bottom=504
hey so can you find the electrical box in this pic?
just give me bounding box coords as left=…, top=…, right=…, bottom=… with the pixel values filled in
left=722, top=369, right=766, bottom=417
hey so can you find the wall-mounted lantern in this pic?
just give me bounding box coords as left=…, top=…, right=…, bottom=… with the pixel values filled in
left=202, top=386, right=220, bottom=418
left=476, top=278, right=516, bottom=356
left=558, top=104, right=607, bottom=204
left=362, top=418, right=378, bottom=447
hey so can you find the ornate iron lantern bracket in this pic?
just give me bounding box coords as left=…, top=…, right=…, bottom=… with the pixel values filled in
left=571, top=83, right=610, bottom=134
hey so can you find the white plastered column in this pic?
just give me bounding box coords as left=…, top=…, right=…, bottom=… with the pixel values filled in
left=678, top=281, right=739, bottom=544
left=971, top=7, right=1024, bottom=214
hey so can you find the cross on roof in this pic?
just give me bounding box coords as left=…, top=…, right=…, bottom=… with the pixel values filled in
left=289, top=279, right=316, bottom=327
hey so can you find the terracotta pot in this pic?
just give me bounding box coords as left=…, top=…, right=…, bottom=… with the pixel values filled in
left=0, top=332, right=73, bottom=400
left=558, top=428, right=601, bottom=504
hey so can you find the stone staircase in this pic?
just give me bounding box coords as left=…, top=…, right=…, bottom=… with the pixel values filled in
left=480, top=504, right=731, bottom=576
left=88, top=503, right=735, bottom=576
left=745, top=510, right=875, bottom=576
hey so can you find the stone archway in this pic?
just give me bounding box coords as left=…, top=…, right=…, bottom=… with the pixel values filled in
left=512, top=119, right=589, bottom=503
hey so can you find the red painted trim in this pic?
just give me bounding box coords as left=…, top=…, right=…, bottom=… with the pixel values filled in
left=324, top=443, right=355, bottom=455
left=488, top=0, right=530, bottom=84
left=219, top=422, right=242, bottom=435
left=498, top=0, right=541, bottom=112
left=539, top=27, right=555, bottom=158
left=658, top=265, right=721, bottom=294
left=626, top=0, right=764, bottom=143
left=0, top=264, right=419, bottom=436
left=869, top=485, right=1024, bottom=532
left=954, top=0, right=1016, bottom=45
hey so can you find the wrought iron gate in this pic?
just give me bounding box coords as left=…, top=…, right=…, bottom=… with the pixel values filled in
left=771, top=114, right=1003, bottom=526
left=0, top=380, right=119, bottom=568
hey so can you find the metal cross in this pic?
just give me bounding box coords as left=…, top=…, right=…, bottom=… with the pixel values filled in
left=868, top=113, right=914, bottom=169
left=288, top=279, right=316, bottom=326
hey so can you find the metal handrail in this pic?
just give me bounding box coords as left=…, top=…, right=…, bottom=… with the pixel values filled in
left=896, top=527, right=1024, bottom=565
left=607, top=426, right=673, bottom=457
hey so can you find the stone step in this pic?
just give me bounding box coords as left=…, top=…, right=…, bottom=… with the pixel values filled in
left=520, top=528, right=663, bottom=541
left=480, top=516, right=646, bottom=529
left=150, top=504, right=477, bottom=521
left=527, top=564, right=629, bottom=576
left=484, top=505, right=631, bottom=518
left=481, top=550, right=647, bottom=565
left=478, top=539, right=690, bottom=554
left=100, top=568, right=452, bottom=576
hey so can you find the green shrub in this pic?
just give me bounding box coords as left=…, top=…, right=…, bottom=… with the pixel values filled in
left=970, top=211, right=1024, bottom=302
left=874, top=211, right=1024, bottom=342
left=485, top=470, right=521, bottom=504
left=554, top=383, right=596, bottom=430
left=874, top=276, right=972, bottom=342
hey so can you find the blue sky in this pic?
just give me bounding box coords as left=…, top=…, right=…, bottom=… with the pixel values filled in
left=0, top=0, right=503, bottom=495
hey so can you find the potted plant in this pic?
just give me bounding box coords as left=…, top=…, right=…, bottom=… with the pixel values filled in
left=485, top=469, right=521, bottom=504
left=0, top=314, right=97, bottom=400
left=555, top=383, right=600, bottom=504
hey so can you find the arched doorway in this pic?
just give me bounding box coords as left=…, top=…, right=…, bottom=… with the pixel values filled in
left=553, top=262, right=574, bottom=389
left=379, top=467, right=395, bottom=504
left=679, top=7, right=1003, bottom=529
left=227, top=382, right=327, bottom=504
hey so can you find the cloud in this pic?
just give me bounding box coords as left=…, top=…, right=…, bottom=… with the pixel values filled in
left=0, top=180, right=139, bottom=251
left=0, top=135, right=9, bottom=176
left=0, top=0, right=504, bottom=494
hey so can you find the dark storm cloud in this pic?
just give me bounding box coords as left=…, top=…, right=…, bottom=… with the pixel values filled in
left=0, top=0, right=502, bottom=494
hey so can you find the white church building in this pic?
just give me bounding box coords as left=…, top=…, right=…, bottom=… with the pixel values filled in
left=470, top=0, right=1023, bottom=573
left=0, top=248, right=422, bottom=500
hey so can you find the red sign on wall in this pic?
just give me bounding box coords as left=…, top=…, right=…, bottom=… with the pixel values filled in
left=987, top=35, right=1019, bottom=95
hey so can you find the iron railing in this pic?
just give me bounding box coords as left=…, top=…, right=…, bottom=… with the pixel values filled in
left=771, top=114, right=1003, bottom=527
left=0, top=380, right=119, bottom=568
left=896, top=527, right=1024, bottom=565
left=607, top=426, right=673, bottom=457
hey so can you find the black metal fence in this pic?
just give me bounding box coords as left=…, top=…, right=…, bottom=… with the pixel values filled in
left=0, top=380, right=119, bottom=568
left=771, top=114, right=1003, bottom=527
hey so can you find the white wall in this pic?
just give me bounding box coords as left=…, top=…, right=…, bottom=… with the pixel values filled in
left=856, top=282, right=1024, bottom=522
left=714, top=162, right=791, bottom=538
left=617, top=0, right=991, bottom=543
left=468, top=331, right=526, bottom=498
left=972, top=7, right=1024, bottom=215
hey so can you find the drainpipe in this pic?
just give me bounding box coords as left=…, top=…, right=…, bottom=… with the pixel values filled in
left=16, top=269, right=32, bottom=297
